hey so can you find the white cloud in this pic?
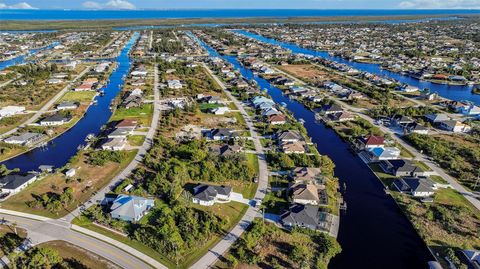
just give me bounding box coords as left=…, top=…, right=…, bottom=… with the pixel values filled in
left=82, top=0, right=136, bottom=10
left=82, top=1, right=102, bottom=9
left=398, top=0, right=480, bottom=9
left=0, top=1, right=37, bottom=9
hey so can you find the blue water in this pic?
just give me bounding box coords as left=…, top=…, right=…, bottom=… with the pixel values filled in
left=0, top=42, right=58, bottom=71
left=1, top=9, right=479, bottom=21
left=191, top=32, right=433, bottom=269
left=235, top=30, right=480, bottom=106
left=1, top=32, right=139, bottom=171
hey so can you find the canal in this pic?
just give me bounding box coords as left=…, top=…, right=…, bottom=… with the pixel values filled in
left=0, top=42, right=59, bottom=71
left=1, top=32, right=139, bottom=171
left=234, top=29, right=480, bottom=106
left=192, top=33, right=434, bottom=269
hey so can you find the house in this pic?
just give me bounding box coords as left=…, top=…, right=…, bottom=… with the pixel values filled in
left=39, top=114, right=71, bottom=126
left=398, top=85, right=419, bottom=92
left=0, top=173, right=38, bottom=195
left=277, top=130, right=302, bottom=143
left=281, top=141, right=305, bottom=154
left=56, top=102, right=78, bottom=110
left=355, top=135, right=385, bottom=150
left=4, top=132, right=46, bottom=147
left=458, top=104, right=480, bottom=116
left=116, top=119, right=138, bottom=131
left=210, top=106, right=229, bottom=115
left=379, top=159, right=426, bottom=177
left=261, top=108, right=281, bottom=117
left=211, top=144, right=242, bottom=157
left=167, top=79, right=182, bottom=89
left=425, top=113, right=450, bottom=124
left=192, top=184, right=232, bottom=206
left=404, top=122, right=429, bottom=135
left=393, top=177, right=435, bottom=197
left=102, top=138, right=127, bottom=151
left=366, top=147, right=401, bottom=162
left=439, top=120, right=471, bottom=133
left=251, top=96, right=275, bottom=108
left=462, top=249, right=480, bottom=269
left=281, top=204, right=327, bottom=231
left=290, top=184, right=319, bottom=205
left=320, top=104, right=343, bottom=115
left=291, top=167, right=323, bottom=184
left=207, top=128, right=238, bottom=141
left=0, top=106, right=25, bottom=118
left=327, top=111, right=355, bottom=122
left=74, top=83, right=93, bottom=92
left=267, top=114, right=287, bottom=125
left=204, top=96, right=222, bottom=104
left=109, top=194, right=155, bottom=222
left=392, top=115, right=414, bottom=127
left=289, top=86, right=308, bottom=95
left=65, top=168, right=76, bottom=178
left=47, top=78, right=63, bottom=84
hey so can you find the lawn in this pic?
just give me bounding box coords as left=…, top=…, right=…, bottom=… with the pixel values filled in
left=38, top=240, right=121, bottom=269
left=199, top=103, right=223, bottom=110
left=262, top=191, right=288, bottom=214
left=1, top=150, right=137, bottom=218
left=0, top=113, right=31, bottom=134
left=58, top=91, right=97, bottom=103
left=128, top=135, right=145, bottom=147
left=110, top=104, right=153, bottom=126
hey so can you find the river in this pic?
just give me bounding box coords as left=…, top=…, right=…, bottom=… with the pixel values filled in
left=234, top=30, right=480, bottom=106
left=1, top=32, right=139, bottom=172
left=192, top=33, right=434, bottom=269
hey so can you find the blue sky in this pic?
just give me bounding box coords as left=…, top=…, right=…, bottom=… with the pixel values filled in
left=1, top=0, right=480, bottom=10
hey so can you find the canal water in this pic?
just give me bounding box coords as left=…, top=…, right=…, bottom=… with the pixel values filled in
left=192, top=34, right=434, bottom=269
left=1, top=32, right=139, bottom=172
left=0, top=42, right=59, bottom=71
left=234, top=30, right=480, bottom=106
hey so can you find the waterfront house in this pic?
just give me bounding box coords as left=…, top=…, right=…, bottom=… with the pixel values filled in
left=56, top=101, right=78, bottom=110
left=379, top=159, right=426, bottom=177
left=392, top=115, right=414, bottom=127
left=107, top=128, right=130, bottom=139
left=397, top=85, right=419, bottom=92
left=74, top=83, right=94, bottom=92
left=354, top=135, right=385, bottom=150
left=291, top=167, right=323, bottom=184
left=39, top=114, right=72, bottom=126
left=277, top=130, right=302, bottom=143
left=192, top=184, right=232, bottom=206
left=290, top=184, right=319, bottom=205
left=267, top=114, right=287, bottom=125
left=251, top=96, right=275, bottom=108
left=109, top=194, right=155, bottom=222
left=366, top=147, right=401, bottom=162
left=4, top=132, right=46, bottom=147
left=319, top=104, right=343, bottom=115
left=115, top=119, right=137, bottom=131
left=281, top=141, right=306, bottom=154
left=280, top=204, right=328, bottom=231
left=326, top=111, right=355, bottom=122
left=101, top=138, right=127, bottom=151
left=0, top=173, right=38, bottom=195
left=393, top=177, right=435, bottom=197
left=65, top=168, right=76, bottom=178
left=458, top=104, right=480, bottom=116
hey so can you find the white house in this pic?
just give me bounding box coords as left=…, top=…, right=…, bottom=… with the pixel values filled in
left=0, top=173, right=38, bottom=195
left=192, top=184, right=232, bottom=206
left=65, top=168, right=76, bottom=178
left=167, top=79, right=183, bottom=89
left=0, top=106, right=25, bottom=118
left=210, top=107, right=229, bottom=115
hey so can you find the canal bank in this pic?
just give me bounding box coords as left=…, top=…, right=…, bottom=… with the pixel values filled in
left=193, top=34, right=434, bottom=269
left=234, top=30, right=480, bottom=106
left=0, top=42, right=59, bottom=71
left=1, top=32, right=139, bottom=172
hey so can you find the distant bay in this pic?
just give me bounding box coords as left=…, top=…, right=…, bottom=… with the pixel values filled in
left=1, top=9, right=480, bottom=21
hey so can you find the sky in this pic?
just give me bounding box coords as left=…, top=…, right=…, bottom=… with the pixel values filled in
left=0, top=0, right=480, bottom=10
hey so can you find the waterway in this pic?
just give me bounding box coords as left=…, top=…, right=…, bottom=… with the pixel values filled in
left=1, top=32, right=139, bottom=172
left=0, top=42, right=58, bottom=71
left=192, top=33, right=434, bottom=269
left=235, top=30, right=480, bottom=106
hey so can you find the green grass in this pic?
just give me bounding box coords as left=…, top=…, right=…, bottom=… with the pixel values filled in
left=263, top=191, right=288, bottom=214
left=199, top=103, right=223, bottom=110
left=414, top=161, right=432, bottom=171
left=397, top=143, right=415, bottom=159
left=110, top=104, right=153, bottom=126
left=435, top=188, right=480, bottom=219
left=246, top=153, right=260, bottom=174
left=59, top=91, right=97, bottom=103
left=72, top=216, right=177, bottom=269
left=430, top=175, right=448, bottom=184
left=128, top=135, right=145, bottom=147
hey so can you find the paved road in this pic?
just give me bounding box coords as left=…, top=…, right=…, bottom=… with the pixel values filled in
left=0, top=67, right=91, bottom=138
left=64, top=64, right=161, bottom=223
left=275, top=65, right=480, bottom=211
left=0, top=213, right=153, bottom=269
left=190, top=63, right=269, bottom=269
